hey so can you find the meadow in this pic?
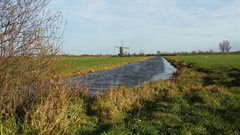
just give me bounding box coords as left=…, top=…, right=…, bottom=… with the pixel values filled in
left=53, top=56, right=149, bottom=77
left=168, top=54, right=240, bottom=86
left=1, top=54, right=240, bottom=135
left=168, top=54, right=240, bottom=71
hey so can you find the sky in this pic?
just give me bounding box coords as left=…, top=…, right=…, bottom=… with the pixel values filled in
left=49, top=0, right=240, bottom=55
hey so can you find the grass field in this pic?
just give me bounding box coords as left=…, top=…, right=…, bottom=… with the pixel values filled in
left=168, top=54, right=240, bottom=71
left=53, top=56, right=149, bottom=77
left=1, top=54, right=240, bottom=135
left=167, top=54, right=240, bottom=86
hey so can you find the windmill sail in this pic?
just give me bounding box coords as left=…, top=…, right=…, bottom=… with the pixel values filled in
left=114, top=40, right=130, bottom=56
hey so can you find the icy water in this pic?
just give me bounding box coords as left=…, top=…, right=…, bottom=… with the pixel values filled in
left=69, top=57, right=176, bottom=94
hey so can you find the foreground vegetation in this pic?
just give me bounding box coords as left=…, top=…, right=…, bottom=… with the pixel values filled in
left=1, top=54, right=240, bottom=135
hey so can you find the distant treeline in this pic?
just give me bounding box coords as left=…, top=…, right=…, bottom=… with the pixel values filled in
left=57, top=51, right=240, bottom=57
left=161, top=51, right=240, bottom=56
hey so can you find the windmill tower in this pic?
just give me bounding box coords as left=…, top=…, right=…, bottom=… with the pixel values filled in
left=114, top=40, right=130, bottom=56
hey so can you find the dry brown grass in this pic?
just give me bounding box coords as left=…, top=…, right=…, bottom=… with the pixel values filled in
left=0, top=73, right=96, bottom=135
left=91, top=80, right=180, bottom=122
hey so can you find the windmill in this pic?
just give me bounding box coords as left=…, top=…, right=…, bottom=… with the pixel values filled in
left=114, top=40, right=130, bottom=56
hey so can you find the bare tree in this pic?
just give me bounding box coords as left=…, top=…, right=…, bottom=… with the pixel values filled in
left=225, top=41, right=231, bottom=53
left=219, top=40, right=231, bottom=53
left=0, top=0, right=64, bottom=116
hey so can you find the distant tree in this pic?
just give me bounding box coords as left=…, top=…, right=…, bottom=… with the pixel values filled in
left=209, top=49, right=214, bottom=53
left=225, top=42, right=231, bottom=53
left=191, top=51, right=197, bottom=54
left=219, top=40, right=231, bottom=53
left=157, top=51, right=161, bottom=55
left=197, top=50, right=204, bottom=54
left=139, top=50, right=145, bottom=56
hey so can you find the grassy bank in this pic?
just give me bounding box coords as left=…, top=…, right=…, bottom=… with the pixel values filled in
left=1, top=55, right=240, bottom=134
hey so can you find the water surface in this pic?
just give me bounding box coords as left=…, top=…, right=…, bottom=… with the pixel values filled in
left=69, top=57, right=176, bottom=94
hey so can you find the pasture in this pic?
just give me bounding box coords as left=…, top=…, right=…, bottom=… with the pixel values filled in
left=167, top=54, right=240, bottom=86
left=168, top=54, right=240, bottom=71
left=53, top=56, right=149, bottom=77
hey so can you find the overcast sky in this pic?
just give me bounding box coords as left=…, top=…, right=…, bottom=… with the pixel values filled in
left=49, top=0, right=240, bottom=55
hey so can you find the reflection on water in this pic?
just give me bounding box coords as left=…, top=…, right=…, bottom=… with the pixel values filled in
left=69, top=57, right=176, bottom=94
left=150, top=58, right=177, bottom=81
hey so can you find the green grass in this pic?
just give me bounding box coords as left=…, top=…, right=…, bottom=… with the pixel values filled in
left=88, top=54, right=240, bottom=134
left=167, top=54, right=240, bottom=71
left=167, top=54, right=240, bottom=86
left=1, top=55, right=240, bottom=135
left=53, top=56, right=149, bottom=77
